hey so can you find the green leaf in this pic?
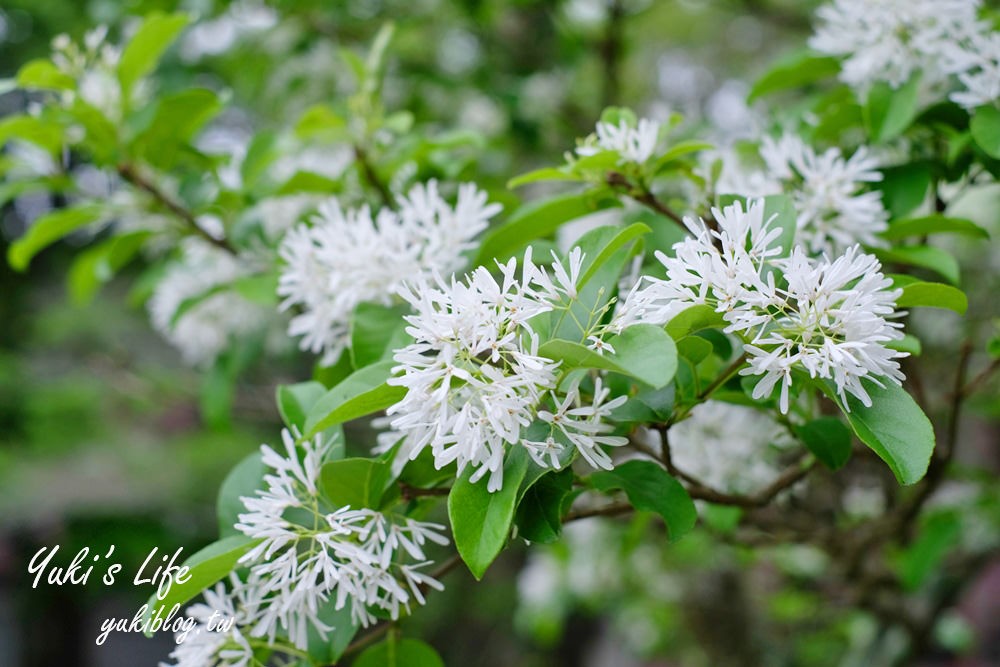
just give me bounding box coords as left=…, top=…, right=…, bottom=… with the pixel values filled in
left=514, top=468, right=574, bottom=543
left=448, top=448, right=530, bottom=579
left=825, top=381, right=935, bottom=485
left=17, top=59, right=75, bottom=90
left=653, top=140, right=714, bottom=172
left=970, top=105, right=1000, bottom=159
left=538, top=324, right=678, bottom=389
left=354, top=638, right=445, bottom=667
left=882, top=215, right=989, bottom=240
left=216, top=452, right=266, bottom=537
left=866, top=75, right=921, bottom=142
left=306, top=602, right=360, bottom=664
left=295, top=104, right=347, bottom=140
left=888, top=334, right=923, bottom=356
left=0, top=115, right=63, bottom=152
left=896, top=282, right=968, bottom=315
left=749, top=52, right=840, bottom=101
left=507, top=167, right=581, bottom=188
left=474, top=191, right=621, bottom=265
left=8, top=204, right=104, bottom=271
left=133, top=89, right=221, bottom=169
left=304, top=361, right=406, bottom=436
left=877, top=163, right=931, bottom=219
left=576, top=222, right=650, bottom=289
left=874, top=245, right=960, bottom=285
left=665, top=304, right=727, bottom=339
left=350, top=302, right=411, bottom=369
left=794, top=417, right=852, bottom=471
left=762, top=194, right=797, bottom=257
left=896, top=512, right=961, bottom=591
left=67, top=231, right=151, bottom=305
left=320, top=458, right=391, bottom=510
left=143, top=535, right=257, bottom=634
left=277, top=381, right=327, bottom=430
left=118, top=12, right=190, bottom=96
left=589, top=460, right=696, bottom=540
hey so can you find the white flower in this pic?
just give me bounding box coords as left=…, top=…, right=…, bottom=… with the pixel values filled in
left=577, top=118, right=661, bottom=163
left=387, top=251, right=560, bottom=492
left=278, top=180, right=500, bottom=365
left=532, top=377, right=627, bottom=471
left=809, top=0, right=984, bottom=91
left=949, top=30, right=1000, bottom=109
left=616, top=200, right=906, bottom=413
left=235, top=429, right=448, bottom=648
left=148, top=239, right=272, bottom=367
left=160, top=575, right=254, bottom=667
left=759, top=134, right=888, bottom=255
left=741, top=245, right=906, bottom=412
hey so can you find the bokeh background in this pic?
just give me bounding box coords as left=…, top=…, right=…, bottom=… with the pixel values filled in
left=2, top=1, right=998, bottom=666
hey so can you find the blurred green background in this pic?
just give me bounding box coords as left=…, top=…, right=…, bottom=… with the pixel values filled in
left=4, top=1, right=999, bottom=666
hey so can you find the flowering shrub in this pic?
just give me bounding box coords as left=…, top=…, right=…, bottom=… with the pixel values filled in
left=3, top=2, right=999, bottom=665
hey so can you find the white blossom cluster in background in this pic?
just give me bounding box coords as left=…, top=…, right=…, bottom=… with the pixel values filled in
left=386, top=248, right=627, bottom=492
left=160, top=575, right=255, bottom=667
left=616, top=200, right=906, bottom=413
left=810, top=0, right=1000, bottom=110
left=179, top=429, right=451, bottom=657
left=577, top=118, right=662, bottom=164
left=50, top=26, right=137, bottom=122
left=715, top=134, right=888, bottom=255
left=662, top=401, right=794, bottom=494
left=277, top=181, right=501, bottom=365
left=148, top=239, right=274, bottom=367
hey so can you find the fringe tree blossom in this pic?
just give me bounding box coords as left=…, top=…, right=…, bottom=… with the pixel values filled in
left=577, top=118, right=661, bottom=164
left=148, top=239, right=272, bottom=367
left=616, top=200, right=906, bottom=413
left=50, top=26, right=141, bottom=121
left=717, top=134, right=888, bottom=254
left=235, top=430, right=448, bottom=649
left=160, top=575, right=254, bottom=667
left=277, top=180, right=501, bottom=365
left=387, top=249, right=627, bottom=492
left=809, top=0, right=984, bottom=91
left=948, top=31, right=1000, bottom=109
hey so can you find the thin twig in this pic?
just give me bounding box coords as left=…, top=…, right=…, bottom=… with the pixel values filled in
left=606, top=171, right=687, bottom=231
left=563, top=500, right=634, bottom=522
left=399, top=483, right=451, bottom=500
left=354, top=145, right=394, bottom=208
left=117, top=163, right=237, bottom=255
left=960, top=357, right=1000, bottom=398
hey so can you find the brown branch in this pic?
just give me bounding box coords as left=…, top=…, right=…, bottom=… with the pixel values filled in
left=354, top=145, right=394, bottom=209
left=399, top=483, right=451, bottom=500
left=606, top=171, right=687, bottom=231
left=563, top=500, right=634, bottom=522
left=960, top=356, right=1000, bottom=399
left=599, top=0, right=625, bottom=105
left=117, top=163, right=237, bottom=255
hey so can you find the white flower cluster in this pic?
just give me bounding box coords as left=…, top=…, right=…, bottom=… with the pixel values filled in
left=387, top=249, right=627, bottom=492
left=160, top=575, right=254, bottom=667
left=809, top=0, right=984, bottom=91
left=577, top=118, right=661, bottom=164
left=233, top=430, right=448, bottom=650
left=717, top=134, right=888, bottom=254
left=810, top=0, right=1000, bottom=109
left=278, top=181, right=501, bottom=365
left=617, top=200, right=906, bottom=413
left=148, top=240, right=272, bottom=367
left=50, top=26, right=137, bottom=121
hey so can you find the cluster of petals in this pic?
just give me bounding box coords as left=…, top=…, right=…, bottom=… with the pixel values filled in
left=232, top=430, right=448, bottom=650
left=616, top=199, right=906, bottom=413
left=160, top=575, right=255, bottom=667
left=577, top=118, right=661, bottom=163
left=386, top=248, right=627, bottom=492
left=277, top=180, right=500, bottom=365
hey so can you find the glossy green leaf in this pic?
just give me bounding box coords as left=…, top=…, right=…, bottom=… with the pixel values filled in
left=970, top=105, right=1000, bottom=158
left=589, top=460, right=696, bottom=540
left=304, top=361, right=406, bottom=436
left=277, top=381, right=327, bottom=430
left=118, top=12, right=190, bottom=96
left=474, top=191, right=621, bottom=265
left=896, top=281, right=968, bottom=314
left=875, top=245, right=960, bottom=285
left=749, top=52, right=840, bottom=101
left=350, top=302, right=411, bottom=369
left=216, top=452, right=266, bottom=537
left=354, top=638, right=445, bottom=667
left=665, top=304, right=727, bottom=339
left=794, top=417, right=852, bottom=470
left=320, top=458, right=391, bottom=510
left=8, top=204, right=103, bottom=271
left=826, top=381, right=935, bottom=485
left=508, top=167, right=582, bottom=188
left=538, top=324, right=678, bottom=389
left=67, top=231, right=151, bottom=305
left=866, top=75, right=920, bottom=142
left=448, top=448, right=529, bottom=579
left=514, top=468, right=574, bottom=544
left=882, top=215, right=989, bottom=240
left=143, top=535, right=257, bottom=634
left=17, top=59, right=74, bottom=90
left=576, top=222, right=650, bottom=289
left=877, top=163, right=931, bottom=219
